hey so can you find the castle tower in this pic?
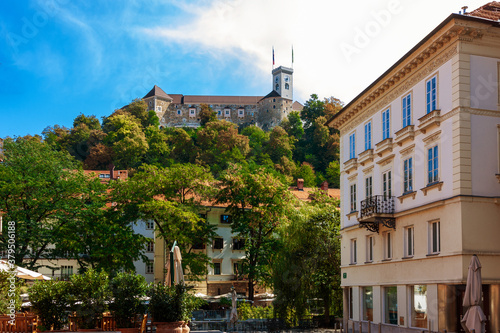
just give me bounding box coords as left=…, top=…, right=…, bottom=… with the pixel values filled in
left=272, top=66, right=293, bottom=100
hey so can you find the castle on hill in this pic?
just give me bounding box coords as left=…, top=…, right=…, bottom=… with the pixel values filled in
left=143, top=66, right=303, bottom=130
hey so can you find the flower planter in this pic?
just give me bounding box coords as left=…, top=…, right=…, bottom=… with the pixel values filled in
left=154, top=321, right=184, bottom=333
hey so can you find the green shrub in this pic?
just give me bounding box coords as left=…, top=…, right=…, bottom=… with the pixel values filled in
left=237, top=302, right=274, bottom=320
left=29, top=280, right=70, bottom=330
left=70, top=269, right=111, bottom=329
left=148, top=284, right=192, bottom=322
left=110, top=272, right=147, bottom=328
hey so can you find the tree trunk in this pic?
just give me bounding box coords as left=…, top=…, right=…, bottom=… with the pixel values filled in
left=323, top=288, right=331, bottom=326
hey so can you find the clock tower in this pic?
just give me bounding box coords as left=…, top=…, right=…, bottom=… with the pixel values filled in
left=272, top=66, right=293, bottom=100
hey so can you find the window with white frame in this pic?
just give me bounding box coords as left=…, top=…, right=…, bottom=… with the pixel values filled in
left=224, top=109, right=231, bottom=117
left=156, top=106, right=162, bottom=112
left=382, top=109, right=390, bottom=140
left=428, top=146, right=439, bottom=184
left=350, top=184, right=357, bottom=212
left=366, top=236, right=374, bottom=262
left=146, top=261, right=154, bottom=274
left=426, top=76, right=437, bottom=114
left=349, top=132, right=356, bottom=159
left=364, top=121, right=372, bottom=150
left=404, top=226, right=414, bottom=257
left=350, top=239, right=357, bottom=264
left=428, top=220, right=440, bottom=254
left=238, top=109, right=244, bottom=118
left=146, top=240, right=154, bottom=252
left=213, top=262, right=221, bottom=275
left=382, top=170, right=392, bottom=198
left=189, top=108, right=196, bottom=117
left=402, top=93, right=412, bottom=128
left=403, top=157, right=413, bottom=193
left=384, top=232, right=392, bottom=260
left=365, top=176, right=373, bottom=198
left=146, top=220, right=155, bottom=229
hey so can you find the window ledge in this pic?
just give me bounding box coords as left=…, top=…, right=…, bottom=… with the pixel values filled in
left=364, top=261, right=373, bottom=264
left=496, top=174, right=500, bottom=183
left=402, top=256, right=414, bottom=260
left=397, top=191, right=417, bottom=203
left=420, top=181, right=443, bottom=195
left=426, top=252, right=440, bottom=257
left=381, top=258, right=392, bottom=262
left=349, top=263, right=357, bottom=266
left=347, top=211, right=358, bottom=220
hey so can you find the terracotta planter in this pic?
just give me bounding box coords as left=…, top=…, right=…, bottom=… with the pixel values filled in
left=154, top=322, right=184, bottom=333
left=182, top=322, right=190, bottom=333
left=118, top=328, right=139, bottom=333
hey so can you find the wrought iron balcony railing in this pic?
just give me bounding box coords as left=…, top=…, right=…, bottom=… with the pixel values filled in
left=358, top=195, right=396, bottom=233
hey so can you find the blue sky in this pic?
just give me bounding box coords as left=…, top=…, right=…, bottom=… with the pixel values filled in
left=0, top=0, right=489, bottom=138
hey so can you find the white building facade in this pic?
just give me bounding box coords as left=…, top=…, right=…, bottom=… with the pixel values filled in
left=328, top=5, right=500, bottom=333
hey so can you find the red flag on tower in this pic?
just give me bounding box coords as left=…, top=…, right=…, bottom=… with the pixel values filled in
left=272, top=46, right=275, bottom=66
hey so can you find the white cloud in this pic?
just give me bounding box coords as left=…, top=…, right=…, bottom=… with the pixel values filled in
left=141, top=0, right=490, bottom=104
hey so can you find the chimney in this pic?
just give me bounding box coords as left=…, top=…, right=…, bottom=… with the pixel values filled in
left=109, top=163, right=115, bottom=180
left=320, top=181, right=329, bottom=192
left=297, top=178, right=304, bottom=191
left=462, top=6, right=468, bottom=14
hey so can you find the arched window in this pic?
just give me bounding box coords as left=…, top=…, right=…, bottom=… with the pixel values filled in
left=285, top=83, right=290, bottom=90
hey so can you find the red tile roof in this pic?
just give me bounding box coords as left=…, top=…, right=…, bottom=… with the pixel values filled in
left=466, top=2, right=500, bottom=20
left=183, top=95, right=264, bottom=105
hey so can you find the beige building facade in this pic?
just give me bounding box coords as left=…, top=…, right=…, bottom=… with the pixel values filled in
left=327, top=3, right=500, bottom=333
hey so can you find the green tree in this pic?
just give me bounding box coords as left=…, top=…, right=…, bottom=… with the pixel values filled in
left=300, top=94, right=325, bottom=129
left=104, top=114, right=149, bottom=169
left=216, top=164, right=295, bottom=301
left=196, top=120, right=250, bottom=175
left=199, top=104, right=217, bottom=126
left=265, top=126, right=294, bottom=164
left=281, top=111, right=304, bottom=140
left=0, top=138, right=99, bottom=269
left=326, top=160, right=340, bottom=188
left=111, top=164, right=216, bottom=279
left=241, top=125, right=272, bottom=167
left=273, top=191, right=341, bottom=324
left=295, top=162, right=316, bottom=187
left=143, top=126, right=171, bottom=166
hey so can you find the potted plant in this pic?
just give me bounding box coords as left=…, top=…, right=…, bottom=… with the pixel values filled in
left=70, top=269, right=112, bottom=331
left=148, top=284, right=196, bottom=333
left=109, top=272, right=147, bottom=333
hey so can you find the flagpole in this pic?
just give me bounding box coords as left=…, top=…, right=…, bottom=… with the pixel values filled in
left=272, top=46, right=275, bottom=70
left=292, top=45, right=294, bottom=69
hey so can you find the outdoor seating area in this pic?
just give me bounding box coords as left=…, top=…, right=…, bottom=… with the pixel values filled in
left=0, top=314, right=37, bottom=333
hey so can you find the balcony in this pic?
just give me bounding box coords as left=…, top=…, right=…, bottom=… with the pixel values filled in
left=394, top=125, right=415, bottom=146
left=358, top=149, right=374, bottom=166
left=375, top=138, right=393, bottom=157
left=343, top=157, right=358, bottom=174
left=358, top=195, right=396, bottom=233
left=418, top=109, right=441, bottom=134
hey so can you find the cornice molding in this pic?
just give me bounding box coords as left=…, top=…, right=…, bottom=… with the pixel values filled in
left=338, top=45, right=459, bottom=134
